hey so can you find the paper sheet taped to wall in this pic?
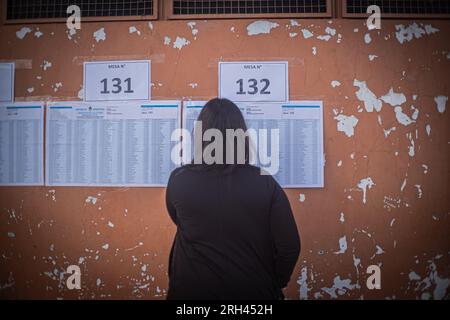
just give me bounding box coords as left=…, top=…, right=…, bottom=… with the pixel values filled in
left=0, top=102, right=44, bottom=186
left=46, top=101, right=180, bottom=187
left=183, top=100, right=324, bottom=188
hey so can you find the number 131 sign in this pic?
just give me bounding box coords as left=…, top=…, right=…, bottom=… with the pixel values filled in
left=219, top=61, right=289, bottom=103
left=84, top=60, right=151, bottom=102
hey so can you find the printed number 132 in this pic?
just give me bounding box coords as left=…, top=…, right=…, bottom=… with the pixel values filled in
left=100, top=78, right=134, bottom=94
left=236, top=78, right=271, bottom=95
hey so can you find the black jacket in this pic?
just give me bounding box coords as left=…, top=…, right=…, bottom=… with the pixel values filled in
left=165, top=164, right=301, bottom=300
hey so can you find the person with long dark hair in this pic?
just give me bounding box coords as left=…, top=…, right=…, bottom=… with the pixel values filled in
left=165, top=98, right=300, bottom=300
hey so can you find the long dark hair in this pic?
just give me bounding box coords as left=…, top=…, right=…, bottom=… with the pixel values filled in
left=192, top=98, right=250, bottom=167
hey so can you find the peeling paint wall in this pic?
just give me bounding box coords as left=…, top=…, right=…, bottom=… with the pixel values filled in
left=0, top=16, right=449, bottom=300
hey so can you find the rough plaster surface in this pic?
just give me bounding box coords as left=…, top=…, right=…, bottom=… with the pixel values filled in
left=0, top=18, right=449, bottom=300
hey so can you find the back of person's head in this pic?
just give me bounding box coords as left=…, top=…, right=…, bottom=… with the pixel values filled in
left=193, top=98, right=250, bottom=166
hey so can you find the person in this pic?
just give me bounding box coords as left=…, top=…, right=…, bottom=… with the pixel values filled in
left=165, top=98, right=300, bottom=300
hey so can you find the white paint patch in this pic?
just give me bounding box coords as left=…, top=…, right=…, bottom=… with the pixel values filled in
left=188, top=83, right=198, bottom=89
left=46, top=190, right=57, bottom=203
left=52, top=82, right=63, bottom=92
left=364, top=33, right=372, bottom=44
left=85, top=196, right=98, bottom=205
left=415, top=185, right=423, bottom=199
left=93, top=28, right=106, bottom=42
left=424, top=24, right=440, bottom=35
left=434, top=96, right=448, bottom=113
left=312, top=47, right=317, bottom=56
left=27, top=87, right=35, bottom=94
left=383, top=196, right=402, bottom=211
left=187, top=22, right=199, bottom=37
left=407, top=133, right=415, bottom=157
left=334, top=236, right=348, bottom=255
left=395, top=22, right=438, bottom=44
left=78, top=88, right=84, bottom=100
left=230, top=27, right=236, bottom=33
left=408, top=262, right=450, bottom=300
left=96, top=278, right=102, bottom=286
left=246, top=20, right=279, bottom=36
left=107, top=221, right=114, bottom=228
left=377, top=115, right=383, bottom=125
left=301, top=29, right=314, bottom=39
left=129, top=26, right=141, bottom=36
left=400, top=178, right=407, bottom=192
left=353, top=256, right=362, bottom=277
left=297, top=267, right=310, bottom=300
left=337, top=160, right=342, bottom=167
left=394, top=107, right=415, bottom=126
left=148, top=22, right=154, bottom=30
left=334, top=114, right=359, bottom=137
left=426, top=124, right=431, bottom=136
left=383, top=127, right=396, bottom=138
left=422, top=164, right=429, bottom=174
left=368, top=55, right=378, bottom=61
left=41, top=61, right=52, bottom=71
left=380, top=88, right=406, bottom=106
left=102, top=244, right=109, bottom=250
left=16, top=27, right=32, bottom=40
left=353, top=28, right=359, bottom=33
left=375, top=245, right=385, bottom=255
left=34, top=30, right=44, bottom=38
left=67, top=28, right=77, bottom=40
left=164, top=36, right=171, bottom=46
left=411, top=106, right=419, bottom=120
left=390, top=218, right=396, bottom=227
left=289, top=32, right=298, bottom=38
left=317, top=35, right=331, bottom=41
left=409, top=271, right=421, bottom=281
left=339, top=212, right=345, bottom=223
left=322, top=276, right=357, bottom=299
left=325, top=27, right=336, bottom=36
left=357, top=177, right=375, bottom=204
left=7, top=232, right=15, bottom=238
left=331, top=80, right=341, bottom=88
left=290, top=19, right=300, bottom=27
left=353, top=80, right=382, bottom=112
left=299, top=194, right=306, bottom=202
left=173, top=37, right=190, bottom=50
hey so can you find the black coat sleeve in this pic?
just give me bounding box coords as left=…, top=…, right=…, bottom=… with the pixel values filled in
left=165, top=172, right=178, bottom=226
left=269, top=182, right=301, bottom=289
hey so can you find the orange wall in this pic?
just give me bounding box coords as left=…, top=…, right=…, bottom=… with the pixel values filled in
left=0, top=16, right=449, bottom=299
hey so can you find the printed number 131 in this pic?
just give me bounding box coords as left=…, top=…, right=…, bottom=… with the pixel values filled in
left=100, top=78, right=134, bottom=94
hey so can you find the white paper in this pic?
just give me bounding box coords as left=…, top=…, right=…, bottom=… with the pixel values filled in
left=0, top=63, right=15, bottom=102
left=84, top=60, right=151, bottom=102
left=46, top=100, right=180, bottom=187
left=0, top=102, right=44, bottom=186
left=219, top=61, right=289, bottom=103
left=182, top=100, right=324, bottom=188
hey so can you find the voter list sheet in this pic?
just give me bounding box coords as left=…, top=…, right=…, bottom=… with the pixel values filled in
left=183, top=101, right=324, bottom=188
left=0, top=102, right=44, bottom=186
left=46, top=101, right=181, bottom=187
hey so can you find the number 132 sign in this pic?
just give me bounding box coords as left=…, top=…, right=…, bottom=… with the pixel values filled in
left=84, top=60, right=151, bottom=102
left=219, top=61, right=289, bottom=103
